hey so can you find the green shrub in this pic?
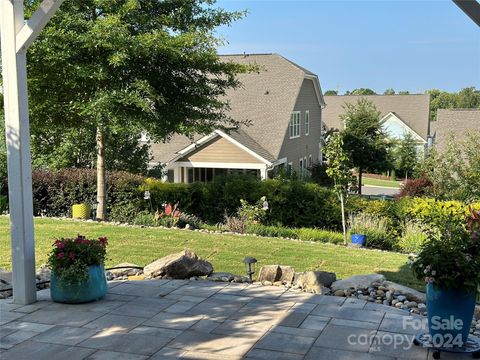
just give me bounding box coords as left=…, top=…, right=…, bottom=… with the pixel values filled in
left=31, top=169, right=145, bottom=218
left=398, top=221, right=428, bottom=253
left=145, top=175, right=342, bottom=229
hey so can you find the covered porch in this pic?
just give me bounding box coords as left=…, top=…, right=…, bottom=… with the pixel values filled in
left=167, top=162, right=268, bottom=183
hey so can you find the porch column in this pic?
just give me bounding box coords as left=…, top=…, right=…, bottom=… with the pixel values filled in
left=260, top=166, right=268, bottom=180
left=173, top=167, right=182, bottom=183
left=1, top=0, right=36, bottom=304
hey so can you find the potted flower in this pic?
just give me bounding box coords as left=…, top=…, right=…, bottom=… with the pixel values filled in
left=410, top=208, right=480, bottom=348
left=48, top=235, right=108, bottom=303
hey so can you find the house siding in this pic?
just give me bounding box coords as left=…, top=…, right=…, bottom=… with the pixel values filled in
left=279, top=78, right=323, bottom=170
left=179, top=136, right=263, bottom=164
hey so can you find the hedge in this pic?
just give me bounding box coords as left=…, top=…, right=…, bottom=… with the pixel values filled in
left=24, top=170, right=347, bottom=230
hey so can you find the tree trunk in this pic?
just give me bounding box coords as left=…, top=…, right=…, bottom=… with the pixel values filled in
left=358, top=168, right=363, bottom=195
left=96, top=126, right=106, bottom=221
left=340, top=192, right=347, bottom=245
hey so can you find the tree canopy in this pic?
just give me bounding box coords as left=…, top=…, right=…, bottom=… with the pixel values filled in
left=340, top=99, right=390, bottom=192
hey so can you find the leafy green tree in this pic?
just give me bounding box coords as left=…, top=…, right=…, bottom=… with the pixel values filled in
left=324, top=90, right=338, bottom=96
left=19, top=0, right=251, bottom=220
left=383, top=88, right=395, bottom=95
left=416, top=132, right=480, bottom=202
left=341, top=99, right=390, bottom=193
left=325, top=133, right=354, bottom=244
left=345, top=88, right=377, bottom=95
left=456, top=87, right=480, bottom=108
left=393, top=133, right=418, bottom=179
left=398, top=90, right=410, bottom=95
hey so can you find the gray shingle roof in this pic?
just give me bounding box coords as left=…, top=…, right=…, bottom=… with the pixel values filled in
left=149, top=54, right=320, bottom=165
left=431, top=109, right=480, bottom=152
left=322, top=94, right=431, bottom=140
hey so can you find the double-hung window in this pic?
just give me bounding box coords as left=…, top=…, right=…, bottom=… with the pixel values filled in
left=289, top=111, right=301, bottom=139
left=305, top=110, right=310, bottom=135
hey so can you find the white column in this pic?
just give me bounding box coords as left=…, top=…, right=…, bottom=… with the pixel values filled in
left=1, top=0, right=37, bottom=304
left=260, top=166, right=267, bottom=180
left=173, top=167, right=182, bottom=183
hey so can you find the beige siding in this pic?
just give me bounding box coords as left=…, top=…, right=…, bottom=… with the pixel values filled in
left=180, top=137, right=262, bottom=164
left=279, top=78, right=323, bottom=169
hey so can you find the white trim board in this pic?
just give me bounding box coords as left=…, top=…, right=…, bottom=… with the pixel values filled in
left=170, top=162, right=268, bottom=170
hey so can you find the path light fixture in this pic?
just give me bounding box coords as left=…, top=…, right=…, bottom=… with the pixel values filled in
left=243, top=257, right=257, bottom=282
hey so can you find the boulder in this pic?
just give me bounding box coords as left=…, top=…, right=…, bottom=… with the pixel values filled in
left=143, top=250, right=213, bottom=279
left=257, top=265, right=295, bottom=284
left=36, top=265, right=51, bottom=282
left=109, top=263, right=143, bottom=277
left=294, top=271, right=337, bottom=292
left=0, top=269, right=12, bottom=285
left=383, top=281, right=426, bottom=304
left=207, top=272, right=235, bottom=282
left=331, top=274, right=386, bottom=292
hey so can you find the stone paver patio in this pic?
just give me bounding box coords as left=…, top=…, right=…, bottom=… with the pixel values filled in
left=0, top=279, right=470, bottom=359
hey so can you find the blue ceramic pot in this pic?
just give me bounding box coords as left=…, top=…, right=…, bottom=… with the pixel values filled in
left=351, top=234, right=366, bottom=246
left=50, top=264, right=107, bottom=304
left=426, top=283, right=476, bottom=346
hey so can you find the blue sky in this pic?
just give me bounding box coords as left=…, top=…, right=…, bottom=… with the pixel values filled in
left=216, top=0, right=480, bottom=94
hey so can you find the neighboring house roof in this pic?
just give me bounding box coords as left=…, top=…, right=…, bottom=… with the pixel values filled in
left=322, top=94, right=431, bottom=140
left=431, top=109, right=480, bottom=152
left=148, top=53, right=324, bottom=165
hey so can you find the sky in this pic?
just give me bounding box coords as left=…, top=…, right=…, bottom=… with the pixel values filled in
left=215, top=0, right=480, bottom=94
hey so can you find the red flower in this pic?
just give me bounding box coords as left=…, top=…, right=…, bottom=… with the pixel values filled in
left=68, top=252, right=75, bottom=260
left=98, top=237, right=108, bottom=247
left=55, top=240, right=65, bottom=249
left=165, top=203, right=172, bottom=216
left=57, top=252, right=65, bottom=259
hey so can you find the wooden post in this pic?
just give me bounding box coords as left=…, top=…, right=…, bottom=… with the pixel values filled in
left=0, top=0, right=64, bottom=304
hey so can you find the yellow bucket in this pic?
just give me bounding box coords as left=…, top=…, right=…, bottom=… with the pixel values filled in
left=72, top=203, right=91, bottom=219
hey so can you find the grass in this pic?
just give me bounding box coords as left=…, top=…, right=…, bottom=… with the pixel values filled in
left=362, top=177, right=401, bottom=189
left=0, top=216, right=422, bottom=290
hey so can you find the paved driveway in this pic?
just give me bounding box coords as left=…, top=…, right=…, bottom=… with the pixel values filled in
left=0, top=279, right=467, bottom=359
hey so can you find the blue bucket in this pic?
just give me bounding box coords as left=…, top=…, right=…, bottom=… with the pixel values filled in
left=50, top=264, right=107, bottom=304
left=351, top=234, right=366, bottom=246
left=426, top=283, right=476, bottom=346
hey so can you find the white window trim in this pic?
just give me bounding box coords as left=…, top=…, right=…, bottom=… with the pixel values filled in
left=289, top=111, right=301, bottom=139
left=305, top=110, right=310, bottom=136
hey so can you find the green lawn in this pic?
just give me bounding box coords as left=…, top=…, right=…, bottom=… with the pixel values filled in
left=362, top=177, right=402, bottom=189
left=0, top=216, right=422, bottom=290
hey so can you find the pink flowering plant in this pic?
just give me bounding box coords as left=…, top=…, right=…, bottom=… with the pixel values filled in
left=410, top=208, right=480, bottom=293
left=47, top=235, right=108, bottom=286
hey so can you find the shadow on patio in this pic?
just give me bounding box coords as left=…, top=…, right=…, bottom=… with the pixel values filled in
left=0, top=278, right=452, bottom=359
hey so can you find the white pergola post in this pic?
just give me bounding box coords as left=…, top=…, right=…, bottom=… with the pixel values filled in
left=0, top=0, right=64, bottom=305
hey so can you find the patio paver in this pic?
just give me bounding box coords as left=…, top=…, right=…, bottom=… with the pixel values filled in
left=0, top=279, right=468, bottom=359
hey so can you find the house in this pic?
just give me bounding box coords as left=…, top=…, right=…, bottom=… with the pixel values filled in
left=431, top=109, right=480, bottom=152
left=148, top=54, right=326, bottom=183
left=322, top=94, right=431, bottom=153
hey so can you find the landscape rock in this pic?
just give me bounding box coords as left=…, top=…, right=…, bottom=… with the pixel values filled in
left=0, top=269, right=12, bottom=285
left=35, top=265, right=51, bottom=282
left=143, top=250, right=213, bottom=279
left=383, top=281, right=426, bottom=303
left=294, top=271, right=336, bottom=293
left=207, top=272, right=235, bottom=282
left=331, top=274, right=386, bottom=292
left=109, top=263, right=143, bottom=277
left=257, top=265, right=295, bottom=284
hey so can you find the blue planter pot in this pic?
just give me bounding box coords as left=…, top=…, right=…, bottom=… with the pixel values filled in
left=426, top=283, right=476, bottom=346
left=50, top=264, right=107, bottom=304
left=351, top=234, right=366, bottom=246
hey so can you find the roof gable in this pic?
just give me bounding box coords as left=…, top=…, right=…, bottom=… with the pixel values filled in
left=381, top=112, right=426, bottom=142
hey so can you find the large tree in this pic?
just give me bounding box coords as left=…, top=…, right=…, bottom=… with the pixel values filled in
left=341, top=99, right=389, bottom=193
left=18, top=0, right=251, bottom=220
left=393, top=132, right=418, bottom=179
